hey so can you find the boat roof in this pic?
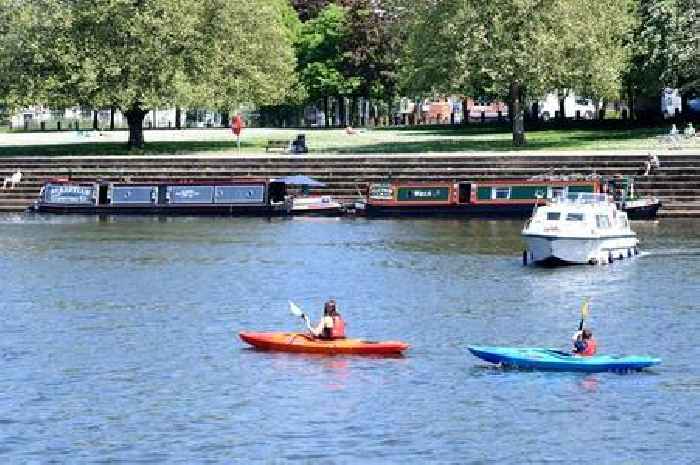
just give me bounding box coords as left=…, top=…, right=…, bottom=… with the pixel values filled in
left=372, top=178, right=598, bottom=186
left=43, top=177, right=276, bottom=186
left=550, top=192, right=611, bottom=205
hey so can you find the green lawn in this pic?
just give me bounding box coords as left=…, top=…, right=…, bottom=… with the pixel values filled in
left=0, top=126, right=685, bottom=157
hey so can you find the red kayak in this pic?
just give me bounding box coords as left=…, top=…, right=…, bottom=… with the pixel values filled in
left=239, top=332, right=409, bottom=355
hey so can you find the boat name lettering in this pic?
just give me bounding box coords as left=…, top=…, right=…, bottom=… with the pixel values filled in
left=413, top=190, right=435, bottom=197
left=52, top=185, right=91, bottom=195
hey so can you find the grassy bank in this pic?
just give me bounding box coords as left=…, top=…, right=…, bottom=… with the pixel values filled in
left=0, top=126, right=684, bottom=157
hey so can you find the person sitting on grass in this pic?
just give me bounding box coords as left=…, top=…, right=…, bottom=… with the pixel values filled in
left=572, top=328, right=597, bottom=356
left=311, top=299, right=346, bottom=340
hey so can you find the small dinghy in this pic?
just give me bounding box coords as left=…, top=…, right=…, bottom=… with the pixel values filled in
left=468, top=346, right=660, bottom=373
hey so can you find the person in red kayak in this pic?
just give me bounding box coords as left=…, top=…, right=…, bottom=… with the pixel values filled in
left=572, top=328, right=597, bottom=356
left=311, top=299, right=346, bottom=339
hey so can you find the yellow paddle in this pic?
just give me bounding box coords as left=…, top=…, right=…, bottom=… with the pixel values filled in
left=578, top=298, right=590, bottom=331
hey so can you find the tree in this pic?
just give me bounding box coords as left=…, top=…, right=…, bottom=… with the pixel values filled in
left=399, top=0, right=634, bottom=145
left=341, top=0, right=403, bottom=124
left=0, top=0, right=299, bottom=148
left=296, top=3, right=359, bottom=126
left=627, top=0, right=699, bottom=118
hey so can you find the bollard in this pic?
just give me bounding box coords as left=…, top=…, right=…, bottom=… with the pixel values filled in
left=57, top=121, right=61, bottom=131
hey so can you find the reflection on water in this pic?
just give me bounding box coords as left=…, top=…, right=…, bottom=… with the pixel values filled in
left=0, top=215, right=698, bottom=463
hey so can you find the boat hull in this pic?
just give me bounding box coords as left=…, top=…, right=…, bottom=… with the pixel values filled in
left=33, top=204, right=287, bottom=216
left=623, top=201, right=662, bottom=220
left=522, top=234, right=639, bottom=264
left=468, top=346, right=660, bottom=372
left=239, top=332, right=409, bottom=355
left=365, top=203, right=535, bottom=218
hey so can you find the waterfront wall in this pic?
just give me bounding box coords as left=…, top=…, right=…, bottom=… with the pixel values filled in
left=1, top=153, right=699, bottom=216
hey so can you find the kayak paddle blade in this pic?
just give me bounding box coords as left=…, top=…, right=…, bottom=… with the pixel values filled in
left=289, top=301, right=304, bottom=318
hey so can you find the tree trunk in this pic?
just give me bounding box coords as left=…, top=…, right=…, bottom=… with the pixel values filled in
left=511, top=82, right=526, bottom=146
left=110, top=106, right=115, bottom=130
left=93, top=110, right=98, bottom=130
left=339, top=96, right=346, bottom=127
left=351, top=96, right=358, bottom=126
left=175, top=107, right=182, bottom=129
left=558, top=93, right=565, bottom=122
left=324, top=97, right=329, bottom=128
left=124, top=106, right=148, bottom=149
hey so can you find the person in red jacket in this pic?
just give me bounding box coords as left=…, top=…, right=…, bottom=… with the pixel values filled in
left=572, top=328, right=597, bottom=356
left=312, top=299, right=346, bottom=339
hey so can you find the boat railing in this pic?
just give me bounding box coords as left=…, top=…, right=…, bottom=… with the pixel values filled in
left=551, top=192, right=610, bottom=205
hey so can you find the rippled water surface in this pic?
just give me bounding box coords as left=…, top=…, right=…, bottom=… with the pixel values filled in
left=1, top=215, right=698, bottom=464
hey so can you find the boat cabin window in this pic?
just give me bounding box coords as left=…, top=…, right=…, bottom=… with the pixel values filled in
left=566, top=212, right=585, bottom=221
left=546, top=212, right=561, bottom=221
left=595, top=214, right=611, bottom=229
left=548, top=186, right=566, bottom=199
left=493, top=187, right=511, bottom=200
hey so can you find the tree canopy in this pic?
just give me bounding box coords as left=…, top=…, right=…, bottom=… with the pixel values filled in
left=296, top=4, right=359, bottom=102
left=399, top=0, right=636, bottom=144
left=0, top=0, right=299, bottom=147
left=629, top=0, right=699, bottom=98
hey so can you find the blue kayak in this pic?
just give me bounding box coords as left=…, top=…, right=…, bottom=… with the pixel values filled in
left=468, top=346, right=661, bottom=372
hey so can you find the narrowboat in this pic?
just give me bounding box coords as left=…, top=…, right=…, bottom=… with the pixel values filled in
left=31, top=178, right=291, bottom=215
left=364, top=178, right=601, bottom=218
left=364, top=176, right=660, bottom=219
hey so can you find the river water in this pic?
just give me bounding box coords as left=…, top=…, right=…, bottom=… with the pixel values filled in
left=0, top=215, right=698, bottom=464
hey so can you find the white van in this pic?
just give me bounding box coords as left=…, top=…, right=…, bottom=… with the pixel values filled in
left=535, top=92, right=597, bottom=120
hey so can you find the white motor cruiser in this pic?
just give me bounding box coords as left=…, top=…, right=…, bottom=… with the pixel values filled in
left=521, top=193, right=639, bottom=265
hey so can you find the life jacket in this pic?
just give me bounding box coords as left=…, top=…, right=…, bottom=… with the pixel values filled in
left=580, top=338, right=597, bottom=356
left=330, top=316, right=346, bottom=339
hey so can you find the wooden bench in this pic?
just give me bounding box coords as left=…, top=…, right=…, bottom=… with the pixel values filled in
left=266, top=140, right=290, bottom=152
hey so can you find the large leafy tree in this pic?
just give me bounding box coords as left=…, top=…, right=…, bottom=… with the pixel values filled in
left=627, top=0, right=699, bottom=116
left=296, top=4, right=359, bottom=125
left=341, top=0, right=403, bottom=124
left=0, top=0, right=299, bottom=148
left=399, top=0, right=634, bottom=145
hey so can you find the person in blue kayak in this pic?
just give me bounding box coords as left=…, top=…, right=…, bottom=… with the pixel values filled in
left=311, top=299, right=346, bottom=339
left=572, top=328, right=597, bottom=356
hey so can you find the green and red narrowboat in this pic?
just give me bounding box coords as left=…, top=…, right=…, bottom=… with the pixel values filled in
left=364, top=179, right=601, bottom=218
left=363, top=176, right=659, bottom=219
